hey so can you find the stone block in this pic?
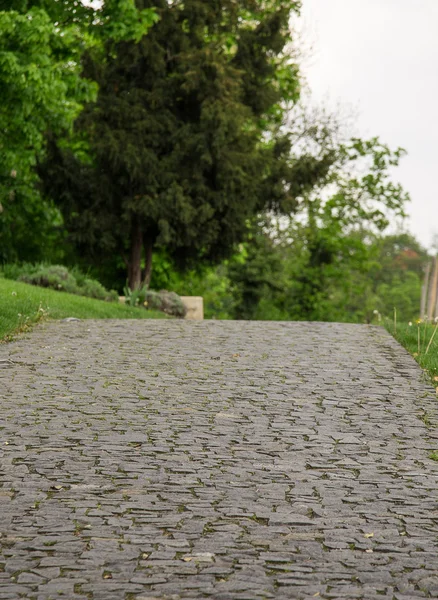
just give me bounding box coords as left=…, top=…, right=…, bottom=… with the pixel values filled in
left=181, top=296, right=204, bottom=320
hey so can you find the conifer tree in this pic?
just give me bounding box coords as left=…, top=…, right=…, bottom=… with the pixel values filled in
left=43, top=0, right=331, bottom=289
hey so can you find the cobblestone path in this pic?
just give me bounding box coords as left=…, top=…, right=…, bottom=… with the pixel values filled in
left=1, top=320, right=438, bottom=600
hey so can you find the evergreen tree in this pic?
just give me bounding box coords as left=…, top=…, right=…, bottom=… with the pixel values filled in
left=42, top=0, right=332, bottom=289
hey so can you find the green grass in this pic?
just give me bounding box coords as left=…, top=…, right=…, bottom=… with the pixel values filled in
left=384, top=317, right=438, bottom=387
left=0, top=277, right=167, bottom=341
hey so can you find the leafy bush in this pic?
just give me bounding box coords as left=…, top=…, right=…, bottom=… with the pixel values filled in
left=81, top=278, right=119, bottom=302
left=1, top=263, right=118, bottom=302
left=1, top=262, right=40, bottom=281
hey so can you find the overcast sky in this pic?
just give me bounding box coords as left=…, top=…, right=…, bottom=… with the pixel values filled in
left=296, top=0, right=438, bottom=250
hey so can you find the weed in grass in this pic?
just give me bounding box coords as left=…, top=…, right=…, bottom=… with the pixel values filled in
left=384, top=317, right=438, bottom=386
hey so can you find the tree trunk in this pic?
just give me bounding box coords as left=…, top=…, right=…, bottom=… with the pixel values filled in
left=142, top=239, right=154, bottom=288
left=128, top=217, right=143, bottom=290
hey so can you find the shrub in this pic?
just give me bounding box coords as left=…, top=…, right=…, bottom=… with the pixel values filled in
left=18, top=265, right=79, bottom=294
left=145, top=290, right=187, bottom=318
left=122, top=286, right=187, bottom=317
left=2, top=263, right=117, bottom=302
left=81, top=278, right=119, bottom=302
left=1, top=262, right=41, bottom=281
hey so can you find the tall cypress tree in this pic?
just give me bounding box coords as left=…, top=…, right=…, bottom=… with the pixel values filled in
left=43, top=0, right=313, bottom=289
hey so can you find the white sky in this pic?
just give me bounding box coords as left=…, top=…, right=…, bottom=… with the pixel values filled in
left=296, top=0, right=438, bottom=250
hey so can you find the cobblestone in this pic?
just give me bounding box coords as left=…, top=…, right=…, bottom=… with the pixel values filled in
left=1, top=320, right=438, bottom=599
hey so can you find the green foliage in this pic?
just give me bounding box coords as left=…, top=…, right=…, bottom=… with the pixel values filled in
left=18, top=265, right=78, bottom=293
left=224, top=227, right=427, bottom=324
left=98, top=0, right=159, bottom=43
left=80, top=278, right=119, bottom=302
left=220, top=135, right=415, bottom=322
left=149, top=254, right=237, bottom=320
left=173, top=226, right=427, bottom=324
left=123, top=283, right=187, bottom=317
left=0, top=0, right=424, bottom=329
left=123, top=285, right=148, bottom=308
left=0, top=7, right=94, bottom=164
left=0, top=7, right=96, bottom=262
left=1, top=263, right=118, bottom=302
left=181, top=265, right=237, bottom=321
left=331, top=138, right=409, bottom=230
left=40, top=0, right=329, bottom=290
left=6, top=1, right=159, bottom=46
left=0, top=0, right=157, bottom=263
left=227, top=225, right=287, bottom=320
left=375, top=273, right=422, bottom=323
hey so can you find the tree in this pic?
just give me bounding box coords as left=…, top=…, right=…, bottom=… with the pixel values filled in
left=227, top=222, right=287, bottom=320
left=226, top=135, right=411, bottom=322
left=0, top=0, right=157, bottom=262
left=368, top=233, right=429, bottom=321
left=41, top=0, right=339, bottom=290
left=281, top=137, right=410, bottom=319
left=0, top=7, right=93, bottom=261
left=371, top=232, right=429, bottom=284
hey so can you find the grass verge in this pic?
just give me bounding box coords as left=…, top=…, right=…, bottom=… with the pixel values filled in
left=384, top=317, right=438, bottom=389
left=0, top=277, right=167, bottom=341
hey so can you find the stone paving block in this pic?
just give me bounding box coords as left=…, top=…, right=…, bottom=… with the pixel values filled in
left=1, top=320, right=438, bottom=599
